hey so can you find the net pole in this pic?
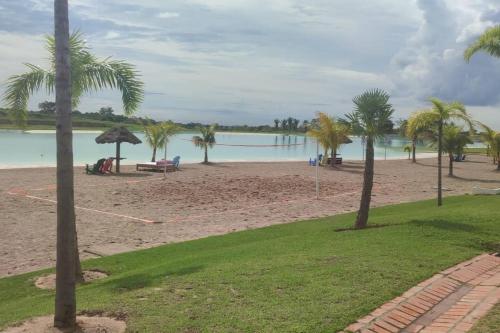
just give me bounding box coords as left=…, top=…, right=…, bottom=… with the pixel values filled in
left=316, top=139, right=319, bottom=200
left=163, top=135, right=167, bottom=179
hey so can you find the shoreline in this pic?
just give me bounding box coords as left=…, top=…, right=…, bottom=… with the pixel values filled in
left=0, top=153, right=438, bottom=170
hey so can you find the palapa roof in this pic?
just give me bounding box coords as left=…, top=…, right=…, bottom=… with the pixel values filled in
left=95, top=126, right=142, bottom=145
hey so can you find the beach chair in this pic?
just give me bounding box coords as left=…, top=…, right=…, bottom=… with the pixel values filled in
left=86, top=158, right=106, bottom=175
left=171, top=156, right=181, bottom=169
left=136, top=156, right=181, bottom=172
left=100, top=158, right=114, bottom=173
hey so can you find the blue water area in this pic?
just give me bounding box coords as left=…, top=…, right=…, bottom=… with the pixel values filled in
left=0, top=130, right=422, bottom=168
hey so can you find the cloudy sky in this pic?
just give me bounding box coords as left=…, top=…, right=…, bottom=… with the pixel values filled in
left=0, top=0, right=499, bottom=127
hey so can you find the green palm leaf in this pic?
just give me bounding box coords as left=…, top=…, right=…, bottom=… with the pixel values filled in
left=464, top=25, right=500, bottom=62
left=2, top=31, right=144, bottom=126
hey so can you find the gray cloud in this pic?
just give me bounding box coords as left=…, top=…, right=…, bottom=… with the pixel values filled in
left=389, top=0, right=500, bottom=107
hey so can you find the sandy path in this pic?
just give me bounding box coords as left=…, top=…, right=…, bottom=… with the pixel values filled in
left=0, top=156, right=499, bottom=277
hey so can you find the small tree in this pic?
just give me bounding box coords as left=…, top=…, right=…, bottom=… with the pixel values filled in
left=99, top=106, right=114, bottom=118
left=281, top=119, right=288, bottom=131
left=39, top=101, right=56, bottom=114
left=161, top=121, right=182, bottom=163
left=347, top=89, right=394, bottom=229
left=193, top=124, right=217, bottom=164
left=404, top=145, right=411, bottom=160
left=408, top=99, right=472, bottom=206
left=430, top=125, right=472, bottom=176
left=478, top=123, right=500, bottom=169
left=406, top=111, right=432, bottom=163
left=143, top=123, right=166, bottom=162
left=274, top=119, right=280, bottom=129
left=307, top=112, right=351, bottom=166
left=143, top=121, right=181, bottom=162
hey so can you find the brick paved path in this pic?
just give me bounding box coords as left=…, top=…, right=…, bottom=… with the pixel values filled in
left=341, top=253, right=500, bottom=333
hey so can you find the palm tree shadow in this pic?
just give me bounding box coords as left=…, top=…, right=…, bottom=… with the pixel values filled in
left=102, top=265, right=204, bottom=292
left=414, top=161, right=439, bottom=169
left=409, top=219, right=480, bottom=233
left=114, top=172, right=153, bottom=178
left=337, top=168, right=364, bottom=175
left=199, top=162, right=230, bottom=168
left=450, top=175, right=500, bottom=184
left=340, top=162, right=365, bottom=169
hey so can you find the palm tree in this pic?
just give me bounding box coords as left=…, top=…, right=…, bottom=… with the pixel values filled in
left=478, top=123, right=500, bottom=169
left=287, top=117, right=294, bottom=133
left=346, top=89, right=394, bottom=229
left=403, top=145, right=412, bottom=160
left=281, top=119, right=288, bottom=131
left=406, top=111, right=432, bottom=163
left=3, top=31, right=143, bottom=288
left=408, top=99, right=472, bottom=206
left=3, top=32, right=144, bottom=126
left=430, top=125, right=472, bottom=176
left=302, top=120, right=310, bottom=131
left=193, top=125, right=217, bottom=164
left=307, top=112, right=351, bottom=166
left=161, top=121, right=182, bottom=162
left=464, top=25, right=500, bottom=62
left=53, top=0, right=76, bottom=329
left=274, top=119, right=280, bottom=129
left=143, top=123, right=167, bottom=162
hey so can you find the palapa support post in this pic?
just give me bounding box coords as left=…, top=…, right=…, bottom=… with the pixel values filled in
left=116, top=141, right=121, bottom=173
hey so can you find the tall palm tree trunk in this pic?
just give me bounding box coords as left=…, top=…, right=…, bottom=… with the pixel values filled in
left=151, top=147, right=157, bottom=162
left=437, top=121, right=443, bottom=206
left=448, top=153, right=454, bottom=176
left=54, top=0, right=77, bottom=329
left=204, top=146, right=208, bottom=164
left=412, top=137, right=417, bottom=163
left=355, top=136, right=374, bottom=229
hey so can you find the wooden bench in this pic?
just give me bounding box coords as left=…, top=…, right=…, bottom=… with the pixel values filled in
left=326, top=157, right=343, bottom=165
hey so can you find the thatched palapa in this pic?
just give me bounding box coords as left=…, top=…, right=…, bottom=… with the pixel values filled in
left=95, top=126, right=142, bottom=173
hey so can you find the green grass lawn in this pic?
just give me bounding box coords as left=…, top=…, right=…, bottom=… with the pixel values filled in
left=470, top=303, right=500, bottom=333
left=0, top=196, right=499, bottom=332
left=463, top=147, right=488, bottom=155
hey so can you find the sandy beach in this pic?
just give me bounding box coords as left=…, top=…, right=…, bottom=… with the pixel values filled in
left=0, top=155, right=499, bottom=278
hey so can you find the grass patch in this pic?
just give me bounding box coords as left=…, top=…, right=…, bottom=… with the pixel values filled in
left=0, top=195, right=499, bottom=332
left=463, top=147, right=488, bottom=155
left=470, top=303, right=500, bottom=333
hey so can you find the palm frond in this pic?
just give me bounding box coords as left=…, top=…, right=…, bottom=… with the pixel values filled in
left=143, top=123, right=167, bottom=149
left=192, top=125, right=217, bottom=149
left=464, top=25, right=500, bottom=62
left=3, top=64, right=54, bottom=126
left=351, top=89, right=394, bottom=138
left=79, top=59, right=144, bottom=115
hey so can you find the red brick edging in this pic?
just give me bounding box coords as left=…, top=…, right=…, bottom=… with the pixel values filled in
left=340, top=253, right=500, bottom=333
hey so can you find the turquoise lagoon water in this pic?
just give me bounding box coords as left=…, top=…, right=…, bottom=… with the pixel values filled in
left=0, top=130, right=427, bottom=168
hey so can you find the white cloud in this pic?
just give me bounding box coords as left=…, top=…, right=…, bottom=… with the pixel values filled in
left=157, top=12, right=180, bottom=19
left=104, top=31, right=120, bottom=39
